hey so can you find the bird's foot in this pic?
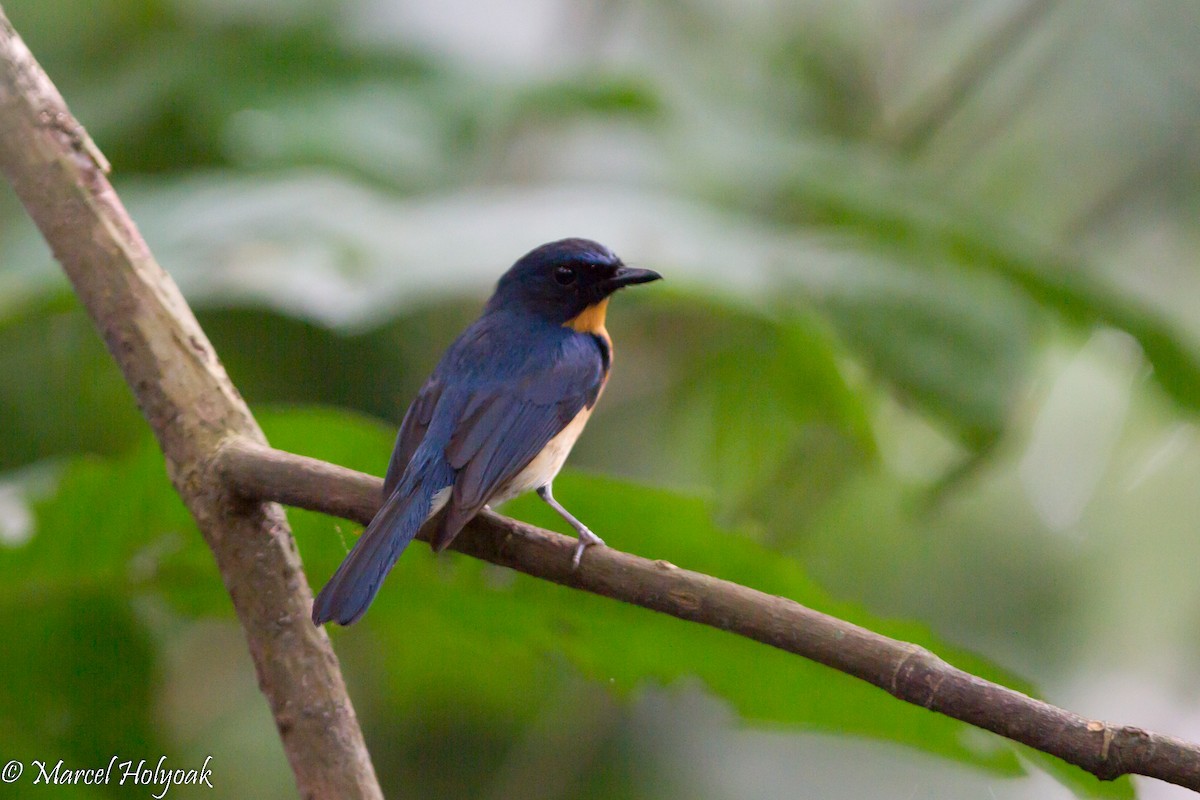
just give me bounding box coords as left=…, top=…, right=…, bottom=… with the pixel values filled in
left=571, top=527, right=605, bottom=569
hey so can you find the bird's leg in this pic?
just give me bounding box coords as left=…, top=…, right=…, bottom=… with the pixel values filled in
left=536, top=483, right=604, bottom=567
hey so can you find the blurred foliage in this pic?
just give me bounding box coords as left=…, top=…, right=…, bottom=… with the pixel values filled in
left=3, top=0, right=1200, bottom=797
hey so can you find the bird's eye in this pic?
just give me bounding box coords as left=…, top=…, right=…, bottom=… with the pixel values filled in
left=554, top=265, right=577, bottom=286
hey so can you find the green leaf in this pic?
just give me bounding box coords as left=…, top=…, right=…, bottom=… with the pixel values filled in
left=758, top=141, right=1200, bottom=419
left=656, top=300, right=876, bottom=527
left=811, top=258, right=1033, bottom=448
left=511, top=75, right=663, bottom=119
left=1, top=438, right=222, bottom=616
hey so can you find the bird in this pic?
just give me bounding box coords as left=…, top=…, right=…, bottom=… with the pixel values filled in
left=312, top=238, right=661, bottom=626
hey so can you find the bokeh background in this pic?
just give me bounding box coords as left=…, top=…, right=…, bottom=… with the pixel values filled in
left=2, top=0, right=1199, bottom=798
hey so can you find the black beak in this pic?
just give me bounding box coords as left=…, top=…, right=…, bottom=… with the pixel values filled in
left=607, top=266, right=663, bottom=290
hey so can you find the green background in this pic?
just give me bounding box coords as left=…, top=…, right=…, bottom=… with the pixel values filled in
left=2, top=1, right=1199, bottom=798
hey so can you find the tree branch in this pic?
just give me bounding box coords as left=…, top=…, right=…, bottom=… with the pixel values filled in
left=0, top=9, right=381, bottom=799
left=216, top=435, right=1200, bottom=794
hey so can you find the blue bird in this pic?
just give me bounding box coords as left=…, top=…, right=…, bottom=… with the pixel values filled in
left=312, top=238, right=661, bottom=626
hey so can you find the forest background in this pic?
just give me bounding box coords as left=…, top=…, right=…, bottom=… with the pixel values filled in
left=2, top=1, right=1200, bottom=798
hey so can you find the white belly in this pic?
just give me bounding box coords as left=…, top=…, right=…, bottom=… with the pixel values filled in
left=490, top=406, right=593, bottom=505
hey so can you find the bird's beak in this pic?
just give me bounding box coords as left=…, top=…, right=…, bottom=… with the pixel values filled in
left=607, top=266, right=663, bottom=290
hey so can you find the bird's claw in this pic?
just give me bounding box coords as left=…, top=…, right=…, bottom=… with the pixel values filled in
left=571, top=528, right=605, bottom=569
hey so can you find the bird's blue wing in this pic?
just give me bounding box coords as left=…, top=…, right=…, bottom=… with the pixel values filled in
left=428, top=316, right=605, bottom=549
left=383, top=375, right=443, bottom=498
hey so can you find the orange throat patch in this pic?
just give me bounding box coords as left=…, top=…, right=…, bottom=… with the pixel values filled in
left=566, top=299, right=614, bottom=394
left=565, top=298, right=609, bottom=335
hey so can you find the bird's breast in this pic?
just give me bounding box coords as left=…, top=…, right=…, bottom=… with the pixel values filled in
left=493, top=405, right=594, bottom=504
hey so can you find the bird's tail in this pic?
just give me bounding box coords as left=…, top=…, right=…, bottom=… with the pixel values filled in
left=312, top=455, right=453, bottom=626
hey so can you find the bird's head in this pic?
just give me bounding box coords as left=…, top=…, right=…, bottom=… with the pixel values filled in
left=486, top=238, right=662, bottom=329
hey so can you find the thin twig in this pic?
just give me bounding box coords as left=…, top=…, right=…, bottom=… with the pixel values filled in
left=216, top=435, right=1200, bottom=794
left=0, top=8, right=381, bottom=798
